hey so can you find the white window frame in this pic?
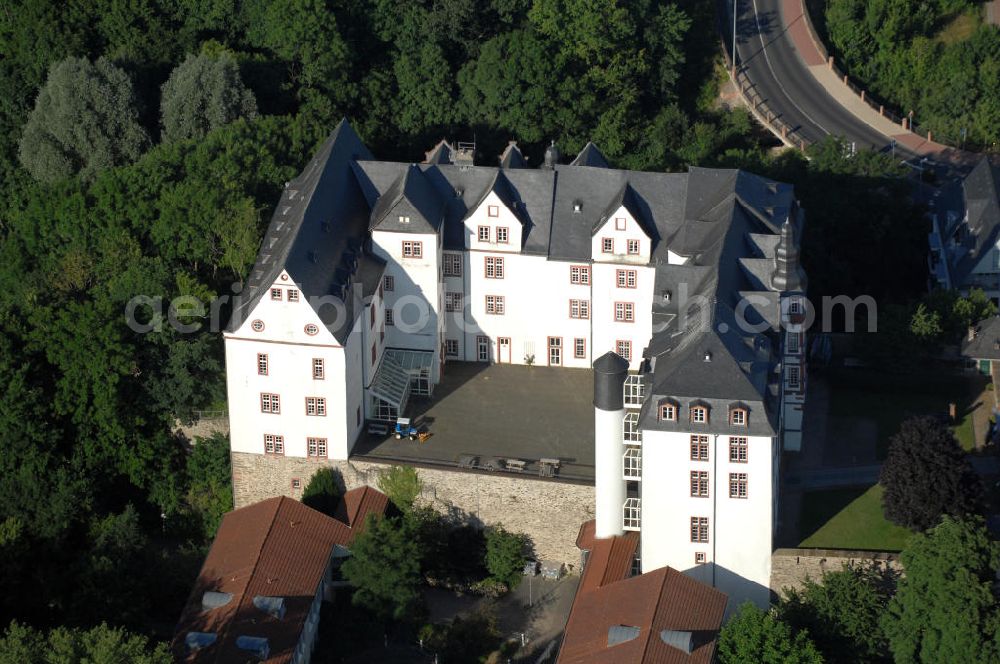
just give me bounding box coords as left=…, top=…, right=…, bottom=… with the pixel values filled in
left=496, top=227, right=509, bottom=244
left=623, top=411, right=641, bottom=443
left=445, top=339, right=459, bottom=356
left=729, top=436, right=748, bottom=463
left=623, top=446, right=642, bottom=480
left=305, top=397, right=326, bottom=417
left=623, top=498, right=641, bottom=531
left=729, top=472, right=748, bottom=499
left=312, top=358, right=324, bottom=380
left=443, top=253, right=462, bottom=277
left=570, top=265, right=591, bottom=285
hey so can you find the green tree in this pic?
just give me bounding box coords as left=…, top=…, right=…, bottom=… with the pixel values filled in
left=779, top=562, right=895, bottom=663
left=184, top=432, right=233, bottom=539
left=341, top=515, right=422, bottom=622
left=882, top=517, right=1000, bottom=663
left=879, top=416, right=981, bottom=531
left=18, top=57, right=150, bottom=183
left=484, top=525, right=527, bottom=589
left=377, top=465, right=422, bottom=513
left=160, top=52, right=258, bottom=143
left=0, top=621, right=171, bottom=664
left=302, top=467, right=341, bottom=517
left=717, top=603, right=824, bottom=664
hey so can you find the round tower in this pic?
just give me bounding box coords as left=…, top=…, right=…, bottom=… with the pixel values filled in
left=593, top=351, right=629, bottom=539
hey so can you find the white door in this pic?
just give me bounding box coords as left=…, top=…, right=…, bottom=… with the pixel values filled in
left=498, top=337, right=511, bottom=363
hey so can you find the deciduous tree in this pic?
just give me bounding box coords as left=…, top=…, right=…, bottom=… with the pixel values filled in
left=160, top=52, right=258, bottom=143
left=18, top=57, right=150, bottom=183
left=881, top=517, right=1000, bottom=663
left=717, top=603, right=823, bottom=664
left=880, top=416, right=981, bottom=531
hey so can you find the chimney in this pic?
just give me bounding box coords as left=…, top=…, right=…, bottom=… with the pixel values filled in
left=968, top=326, right=977, bottom=342
left=543, top=141, right=561, bottom=169
left=593, top=352, right=629, bottom=539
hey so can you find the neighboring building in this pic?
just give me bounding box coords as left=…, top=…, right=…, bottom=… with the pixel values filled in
left=928, top=156, right=1000, bottom=300
left=559, top=525, right=726, bottom=663
left=172, top=488, right=388, bottom=664
left=225, top=119, right=807, bottom=611
left=962, top=315, right=1000, bottom=377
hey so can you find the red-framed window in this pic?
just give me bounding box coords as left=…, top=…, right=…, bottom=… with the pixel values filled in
left=690, top=435, right=709, bottom=461
left=257, top=353, right=268, bottom=376
left=291, top=478, right=301, bottom=490
left=627, top=239, right=640, bottom=255
left=304, top=323, right=319, bottom=336
left=307, top=437, right=328, bottom=458
left=264, top=434, right=284, bottom=455
left=616, top=269, right=637, bottom=288
left=729, top=473, right=748, bottom=499
left=729, top=437, right=748, bottom=463
left=659, top=401, right=677, bottom=421
left=570, top=265, right=591, bottom=285
left=690, top=517, right=709, bottom=543
left=485, top=295, right=505, bottom=315
left=730, top=408, right=748, bottom=426
left=614, top=302, right=634, bottom=322
left=497, top=227, right=509, bottom=243
left=313, top=358, right=324, bottom=380
left=602, top=238, right=614, bottom=253
left=487, top=205, right=499, bottom=217
left=574, top=338, right=586, bottom=359
left=260, top=393, right=280, bottom=414
left=548, top=337, right=562, bottom=366
left=251, top=319, right=265, bottom=332
left=402, top=241, right=422, bottom=258
left=287, top=288, right=300, bottom=302
left=270, top=288, right=282, bottom=301
left=569, top=299, right=590, bottom=319
left=305, top=397, right=326, bottom=416
left=485, top=256, right=504, bottom=279
left=478, top=226, right=490, bottom=242
left=616, top=340, right=632, bottom=361
left=691, top=405, right=708, bottom=423
left=690, top=471, right=709, bottom=497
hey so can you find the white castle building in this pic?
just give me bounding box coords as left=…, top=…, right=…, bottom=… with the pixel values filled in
left=224, top=120, right=807, bottom=609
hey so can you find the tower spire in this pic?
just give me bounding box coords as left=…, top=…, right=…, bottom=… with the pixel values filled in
left=771, top=219, right=803, bottom=292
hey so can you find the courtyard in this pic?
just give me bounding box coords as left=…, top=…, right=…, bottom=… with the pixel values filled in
left=352, top=362, right=597, bottom=482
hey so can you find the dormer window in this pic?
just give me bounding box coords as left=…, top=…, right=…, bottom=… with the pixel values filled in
left=730, top=408, right=747, bottom=427
left=573, top=201, right=583, bottom=213
left=659, top=401, right=677, bottom=421
left=487, top=205, right=499, bottom=217
left=615, top=217, right=626, bottom=230
left=691, top=405, right=708, bottom=424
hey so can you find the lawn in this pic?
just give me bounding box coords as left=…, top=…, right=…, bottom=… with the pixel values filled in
left=826, top=368, right=986, bottom=457
left=798, top=484, right=913, bottom=551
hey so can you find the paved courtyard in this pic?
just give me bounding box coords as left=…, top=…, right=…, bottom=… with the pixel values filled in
left=352, top=362, right=596, bottom=481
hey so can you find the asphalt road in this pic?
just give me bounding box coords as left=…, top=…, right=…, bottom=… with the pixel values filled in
left=731, top=0, right=917, bottom=159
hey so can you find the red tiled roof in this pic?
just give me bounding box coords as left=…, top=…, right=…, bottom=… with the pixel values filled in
left=576, top=519, right=596, bottom=552
left=172, top=490, right=388, bottom=664
left=336, top=485, right=390, bottom=532
left=558, top=535, right=727, bottom=664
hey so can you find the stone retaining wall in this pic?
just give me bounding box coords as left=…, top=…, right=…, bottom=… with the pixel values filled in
left=771, top=548, right=902, bottom=593
left=232, top=452, right=595, bottom=571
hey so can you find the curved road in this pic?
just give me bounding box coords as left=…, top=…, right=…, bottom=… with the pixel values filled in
left=730, top=0, right=917, bottom=159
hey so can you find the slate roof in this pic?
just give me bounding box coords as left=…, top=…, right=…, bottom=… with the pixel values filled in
left=172, top=489, right=388, bottom=664
left=224, top=119, right=375, bottom=343
left=559, top=532, right=727, bottom=664
left=570, top=142, right=610, bottom=168
left=962, top=316, right=1000, bottom=360
left=231, top=125, right=802, bottom=428
left=499, top=141, right=528, bottom=168
left=949, top=157, right=1000, bottom=285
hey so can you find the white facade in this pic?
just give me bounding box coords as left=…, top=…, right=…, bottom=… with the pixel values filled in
left=638, top=428, right=777, bottom=609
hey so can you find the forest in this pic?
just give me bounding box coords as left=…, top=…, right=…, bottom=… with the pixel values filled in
left=0, top=0, right=935, bottom=653
left=822, top=0, right=1000, bottom=149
